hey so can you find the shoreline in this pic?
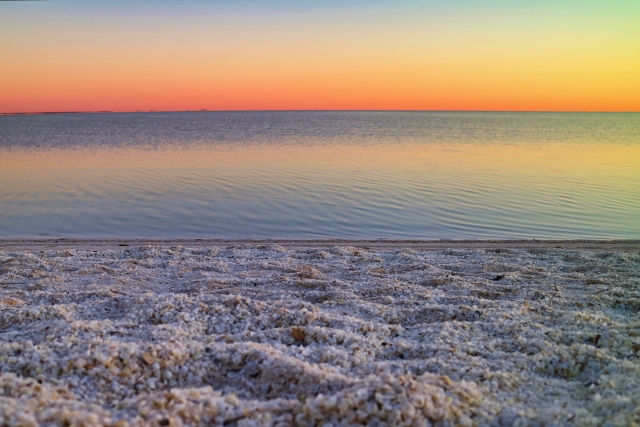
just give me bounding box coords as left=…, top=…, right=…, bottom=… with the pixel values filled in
left=2, top=238, right=639, bottom=252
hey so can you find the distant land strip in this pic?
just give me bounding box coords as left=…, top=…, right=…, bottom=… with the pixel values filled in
left=0, top=111, right=113, bottom=116
left=2, top=110, right=640, bottom=116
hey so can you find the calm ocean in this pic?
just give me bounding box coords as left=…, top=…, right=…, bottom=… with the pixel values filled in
left=1, top=111, right=638, bottom=239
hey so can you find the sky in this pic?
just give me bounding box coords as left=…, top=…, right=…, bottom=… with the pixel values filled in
left=1, top=0, right=639, bottom=112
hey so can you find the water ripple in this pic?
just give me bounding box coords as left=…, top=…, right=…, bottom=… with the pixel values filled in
left=1, top=112, right=639, bottom=238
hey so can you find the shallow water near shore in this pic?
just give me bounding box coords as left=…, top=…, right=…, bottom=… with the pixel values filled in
left=1, top=111, right=639, bottom=239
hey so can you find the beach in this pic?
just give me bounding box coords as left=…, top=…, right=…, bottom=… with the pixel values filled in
left=0, top=241, right=638, bottom=426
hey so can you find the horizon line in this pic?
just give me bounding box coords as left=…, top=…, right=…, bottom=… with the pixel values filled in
left=2, top=109, right=639, bottom=116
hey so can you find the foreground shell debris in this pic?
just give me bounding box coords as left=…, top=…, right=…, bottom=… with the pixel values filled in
left=0, top=245, right=638, bottom=426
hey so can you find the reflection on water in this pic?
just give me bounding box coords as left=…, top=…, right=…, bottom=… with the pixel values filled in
left=1, top=112, right=639, bottom=239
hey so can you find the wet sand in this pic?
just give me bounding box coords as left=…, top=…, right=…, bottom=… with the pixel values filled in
left=2, top=238, right=639, bottom=252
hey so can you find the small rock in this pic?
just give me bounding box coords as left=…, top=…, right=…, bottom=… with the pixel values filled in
left=291, top=327, right=306, bottom=342
left=142, top=352, right=156, bottom=365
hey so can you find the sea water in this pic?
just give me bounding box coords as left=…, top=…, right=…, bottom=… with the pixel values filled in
left=1, top=111, right=638, bottom=239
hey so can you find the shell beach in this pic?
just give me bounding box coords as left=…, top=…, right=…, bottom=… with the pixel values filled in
left=0, top=243, right=638, bottom=426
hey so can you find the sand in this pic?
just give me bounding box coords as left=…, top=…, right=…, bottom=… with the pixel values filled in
left=0, top=242, right=638, bottom=426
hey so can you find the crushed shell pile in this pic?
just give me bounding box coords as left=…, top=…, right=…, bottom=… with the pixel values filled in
left=0, top=245, right=638, bottom=426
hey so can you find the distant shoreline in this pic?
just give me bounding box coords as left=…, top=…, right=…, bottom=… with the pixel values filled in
left=2, top=110, right=639, bottom=116
left=0, top=111, right=114, bottom=116
left=2, top=238, right=639, bottom=252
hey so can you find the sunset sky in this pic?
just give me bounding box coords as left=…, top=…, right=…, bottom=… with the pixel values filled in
left=1, top=0, right=639, bottom=113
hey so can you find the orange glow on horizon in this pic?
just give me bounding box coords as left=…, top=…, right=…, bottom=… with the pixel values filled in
left=1, top=2, right=639, bottom=113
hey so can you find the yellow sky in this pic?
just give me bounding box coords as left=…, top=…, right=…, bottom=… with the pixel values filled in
left=1, top=1, right=639, bottom=112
